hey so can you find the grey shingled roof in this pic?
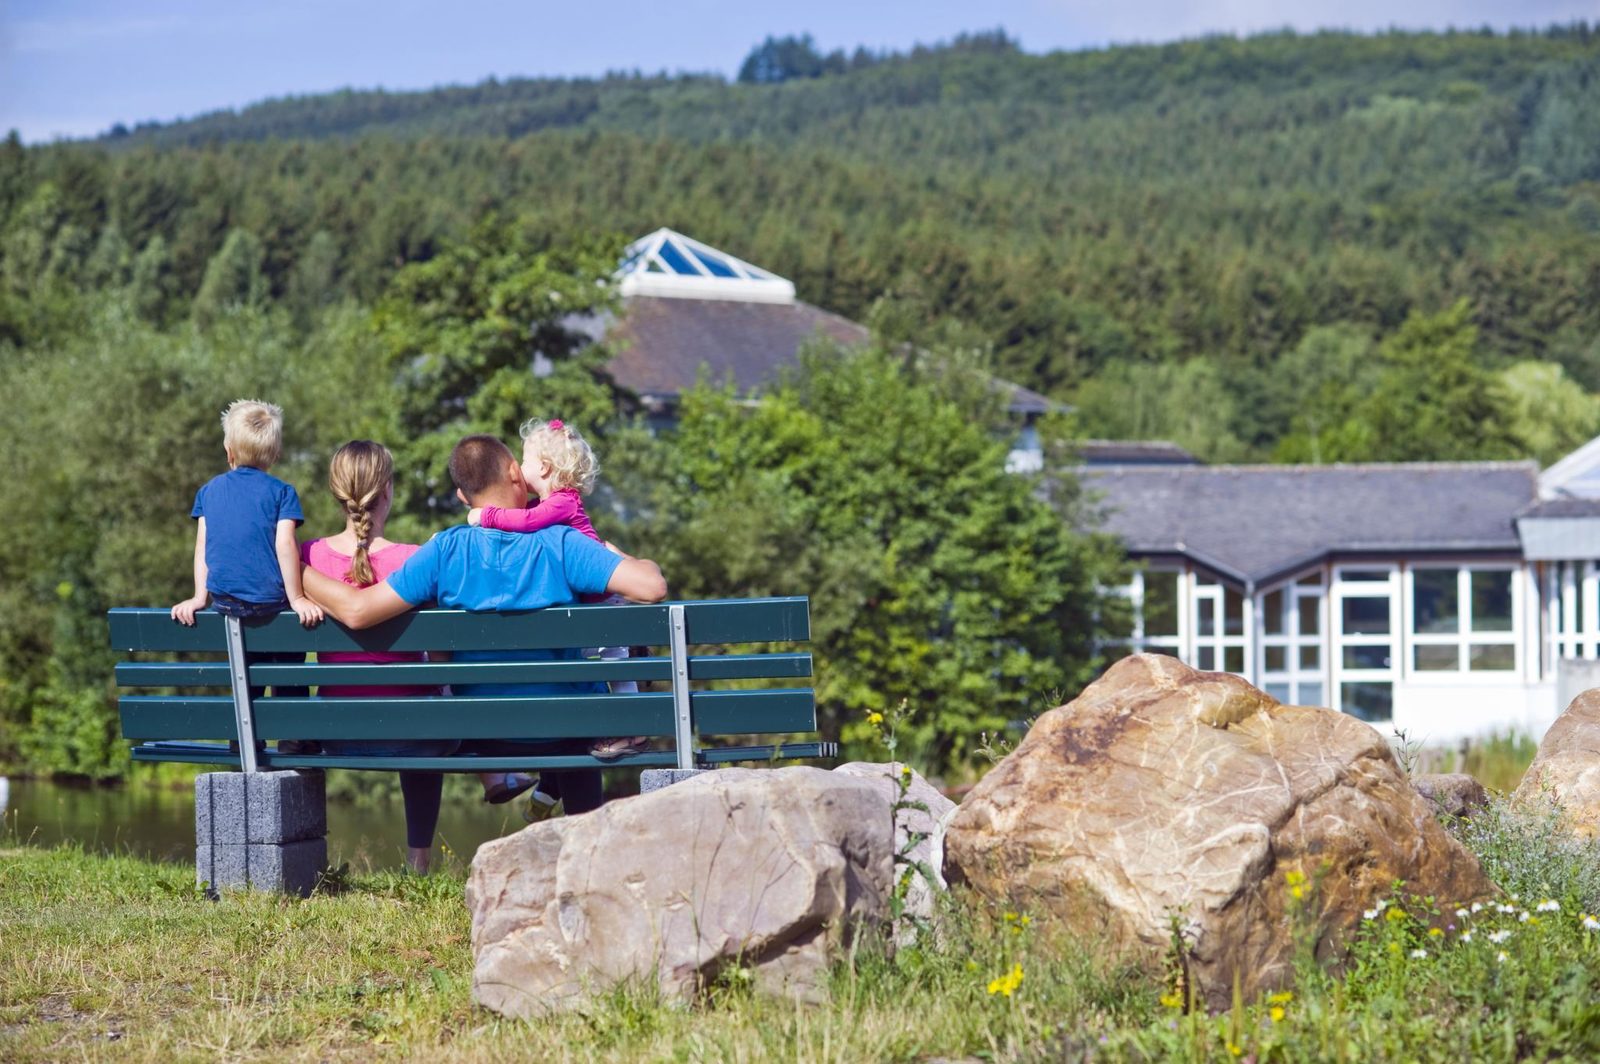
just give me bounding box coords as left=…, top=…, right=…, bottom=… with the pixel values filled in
left=1084, top=462, right=1539, bottom=586
left=601, top=296, right=1056, bottom=416
left=1517, top=497, right=1600, bottom=519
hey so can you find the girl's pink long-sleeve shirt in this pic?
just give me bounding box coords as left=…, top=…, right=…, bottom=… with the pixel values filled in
left=478, top=488, right=600, bottom=543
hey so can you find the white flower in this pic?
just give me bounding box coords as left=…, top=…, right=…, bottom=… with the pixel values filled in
left=1460, top=931, right=1474, bottom=943
left=1537, top=899, right=1561, bottom=913
left=1488, top=930, right=1512, bottom=944
left=1471, top=902, right=1484, bottom=913
left=1497, top=950, right=1509, bottom=964
left=1519, top=911, right=1532, bottom=923
left=1454, top=908, right=1470, bottom=919
left=1496, top=904, right=1516, bottom=914
left=1364, top=908, right=1379, bottom=921
left=1375, top=899, right=1390, bottom=911
left=1410, top=948, right=1428, bottom=958
left=1511, top=894, right=1520, bottom=902
left=1583, top=915, right=1600, bottom=932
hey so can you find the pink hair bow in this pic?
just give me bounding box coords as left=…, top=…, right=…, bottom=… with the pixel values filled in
left=548, top=418, right=565, bottom=431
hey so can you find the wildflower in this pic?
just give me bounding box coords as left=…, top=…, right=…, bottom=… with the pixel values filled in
left=1266, top=991, right=1294, bottom=1005
left=1511, top=894, right=1521, bottom=902
left=1488, top=930, right=1511, bottom=944
left=1363, top=908, right=1379, bottom=921
left=1375, top=898, right=1390, bottom=912
left=1455, top=907, right=1470, bottom=919
left=1537, top=899, right=1561, bottom=913
left=1003, top=912, right=1018, bottom=923
left=867, top=712, right=884, bottom=725
left=1582, top=914, right=1600, bottom=932
left=1159, top=991, right=1184, bottom=1009
left=1471, top=902, right=1484, bottom=913
left=1387, top=942, right=1401, bottom=955
left=1460, top=931, right=1474, bottom=943
left=1227, top=1043, right=1243, bottom=1057
left=1410, top=948, right=1428, bottom=958
left=900, top=764, right=912, bottom=780
left=1428, top=928, right=1444, bottom=938
left=1019, top=915, right=1032, bottom=927
left=987, top=963, right=1024, bottom=997
left=1385, top=907, right=1408, bottom=923
left=1519, top=911, right=1532, bottom=923
left=1270, top=1006, right=1286, bottom=1023
left=1497, top=951, right=1509, bottom=964
left=1496, top=903, right=1516, bottom=914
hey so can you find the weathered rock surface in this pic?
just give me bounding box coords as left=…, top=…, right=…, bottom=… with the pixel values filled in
left=1412, top=773, right=1489, bottom=819
left=1513, top=689, right=1600, bottom=835
left=944, top=654, right=1495, bottom=1008
left=833, top=761, right=957, bottom=933
left=466, top=766, right=894, bottom=1017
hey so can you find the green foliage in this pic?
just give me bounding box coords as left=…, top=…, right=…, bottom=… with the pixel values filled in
left=613, top=343, right=1127, bottom=772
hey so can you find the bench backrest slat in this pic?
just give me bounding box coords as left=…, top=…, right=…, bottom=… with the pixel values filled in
left=108, top=598, right=810, bottom=654
left=119, top=689, right=817, bottom=741
left=114, top=651, right=813, bottom=689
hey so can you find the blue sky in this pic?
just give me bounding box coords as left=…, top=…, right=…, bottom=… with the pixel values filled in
left=3, top=0, right=1594, bottom=141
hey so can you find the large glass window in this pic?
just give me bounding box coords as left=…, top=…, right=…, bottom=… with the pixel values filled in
left=1113, top=569, right=1183, bottom=659
left=1258, top=572, right=1326, bottom=706
left=1333, top=565, right=1398, bottom=722
left=1193, top=574, right=1249, bottom=677
left=1408, top=567, right=1517, bottom=675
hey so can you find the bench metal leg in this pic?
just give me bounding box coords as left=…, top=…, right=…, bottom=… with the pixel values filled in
left=668, top=604, right=695, bottom=771
left=222, top=615, right=260, bottom=773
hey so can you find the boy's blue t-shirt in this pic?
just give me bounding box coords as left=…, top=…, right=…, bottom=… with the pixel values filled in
left=191, top=466, right=303, bottom=604
left=386, top=524, right=623, bottom=697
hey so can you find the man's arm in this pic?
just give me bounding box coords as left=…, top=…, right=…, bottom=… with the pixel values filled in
left=276, top=519, right=323, bottom=627
left=606, top=553, right=667, bottom=603
left=301, top=566, right=416, bottom=630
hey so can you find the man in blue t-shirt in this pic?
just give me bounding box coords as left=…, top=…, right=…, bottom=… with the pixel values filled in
left=302, top=435, right=668, bottom=813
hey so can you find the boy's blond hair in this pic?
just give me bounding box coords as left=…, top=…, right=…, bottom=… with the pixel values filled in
left=521, top=418, right=598, bottom=495
left=221, top=399, right=283, bottom=469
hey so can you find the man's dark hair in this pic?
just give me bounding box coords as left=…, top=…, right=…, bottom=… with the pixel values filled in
left=449, top=435, right=515, bottom=500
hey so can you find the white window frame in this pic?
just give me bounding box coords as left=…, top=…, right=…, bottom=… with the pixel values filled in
left=1191, top=571, right=1251, bottom=678
left=1331, top=564, right=1400, bottom=724
left=1404, top=564, right=1521, bottom=681
left=1256, top=569, right=1327, bottom=706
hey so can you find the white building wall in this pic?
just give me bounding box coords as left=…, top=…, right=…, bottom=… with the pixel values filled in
left=1391, top=680, right=1560, bottom=745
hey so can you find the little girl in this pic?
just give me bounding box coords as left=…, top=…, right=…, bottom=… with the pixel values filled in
left=468, top=418, right=647, bottom=761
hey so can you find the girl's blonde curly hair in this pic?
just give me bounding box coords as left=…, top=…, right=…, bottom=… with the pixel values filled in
left=520, top=418, right=599, bottom=495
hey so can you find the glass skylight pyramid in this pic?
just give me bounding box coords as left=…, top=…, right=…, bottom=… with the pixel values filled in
left=617, top=228, right=796, bottom=304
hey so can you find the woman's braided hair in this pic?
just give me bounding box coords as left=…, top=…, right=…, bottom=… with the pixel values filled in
left=327, top=440, right=393, bottom=586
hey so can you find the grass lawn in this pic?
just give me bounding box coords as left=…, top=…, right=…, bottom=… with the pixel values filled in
left=5, top=796, right=1600, bottom=1062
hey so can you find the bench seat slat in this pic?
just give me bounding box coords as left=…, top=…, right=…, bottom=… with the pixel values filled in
left=129, top=740, right=839, bottom=771
left=119, top=689, right=816, bottom=741
left=114, top=652, right=813, bottom=689
left=108, top=598, right=810, bottom=654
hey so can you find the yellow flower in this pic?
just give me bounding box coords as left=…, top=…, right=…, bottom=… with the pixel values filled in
left=1285, top=870, right=1306, bottom=887
left=1387, top=942, right=1401, bottom=954
left=1270, top=1006, right=1286, bottom=1023
left=1385, top=907, right=1408, bottom=923
left=987, top=963, right=1024, bottom=997
left=867, top=712, right=884, bottom=725
left=1290, top=884, right=1306, bottom=900
left=1427, top=927, right=1444, bottom=938
left=1003, top=911, right=1018, bottom=923
left=1228, top=1042, right=1243, bottom=1057
left=1159, top=991, right=1184, bottom=1009
left=1266, top=991, right=1294, bottom=1005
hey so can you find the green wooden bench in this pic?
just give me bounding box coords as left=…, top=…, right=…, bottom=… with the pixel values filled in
left=109, top=597, right=833, bottom=775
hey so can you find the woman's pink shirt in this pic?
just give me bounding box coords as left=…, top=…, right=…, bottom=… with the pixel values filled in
left=300, top=539, right=438, bottom=697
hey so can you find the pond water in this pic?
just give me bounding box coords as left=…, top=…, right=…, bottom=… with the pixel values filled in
left=0, top=774, right=541, bottom=870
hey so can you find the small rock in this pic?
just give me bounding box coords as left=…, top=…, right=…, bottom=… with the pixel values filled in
left=1412, top=773, right=1489, bottom=819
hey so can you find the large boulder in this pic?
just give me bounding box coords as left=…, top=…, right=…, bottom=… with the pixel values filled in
left=944, top=654, right=1494, bottom=1008
left=833, top=761, right=958, bottom=936
left=466, top=766, right=894, bottom=1017
left=1513, top=689, right=1600, bottom=835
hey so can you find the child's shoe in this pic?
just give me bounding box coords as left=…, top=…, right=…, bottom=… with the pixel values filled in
left=482, top=773, right=537, bottom=805
left=522, top=784, right=561, bottom=823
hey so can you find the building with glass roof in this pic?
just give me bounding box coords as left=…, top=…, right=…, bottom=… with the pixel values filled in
left=574, top=229, right=1055, bottom=467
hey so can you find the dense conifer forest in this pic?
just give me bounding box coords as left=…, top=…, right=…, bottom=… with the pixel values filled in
left=3, top=27, right=1598, bottom=775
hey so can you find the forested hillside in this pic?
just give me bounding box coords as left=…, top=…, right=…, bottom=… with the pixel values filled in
left=3, top=27, right=1599, bottom=777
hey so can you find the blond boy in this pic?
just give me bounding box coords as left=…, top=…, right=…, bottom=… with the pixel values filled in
left=171, top=399, right=323, bottom=628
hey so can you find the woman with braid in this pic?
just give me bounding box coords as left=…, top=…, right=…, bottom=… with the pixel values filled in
left=300, top=440, right=534, bottom=873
